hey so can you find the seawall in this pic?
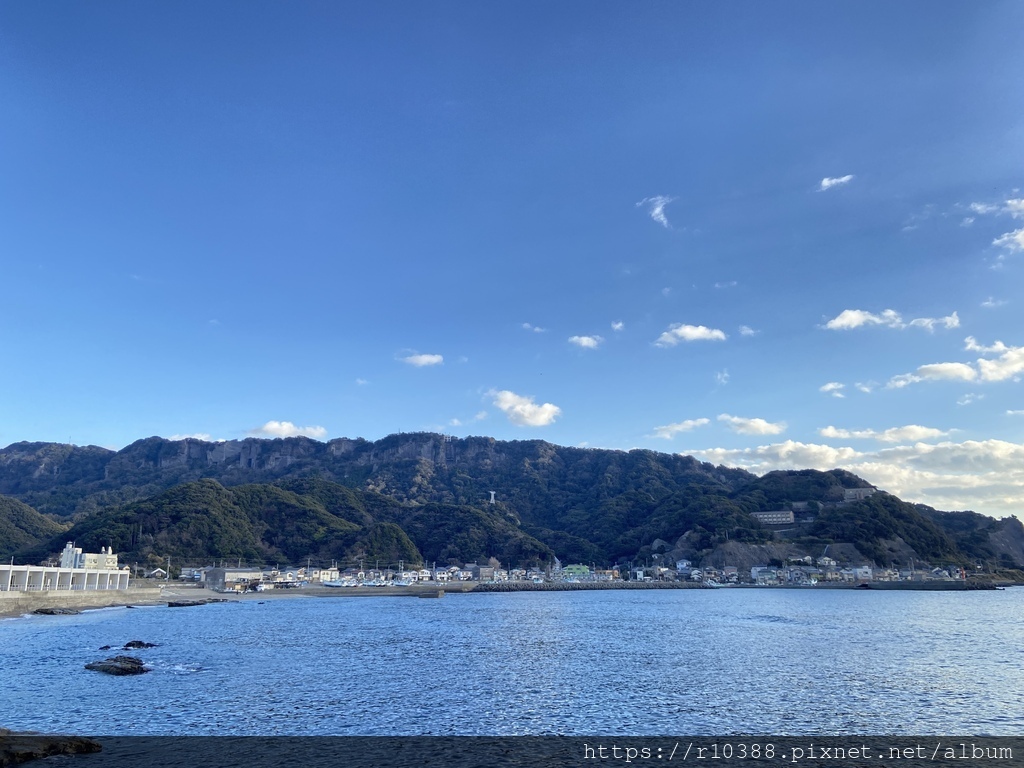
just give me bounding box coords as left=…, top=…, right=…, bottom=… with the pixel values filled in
left=0, top=588, right=164, bottom=618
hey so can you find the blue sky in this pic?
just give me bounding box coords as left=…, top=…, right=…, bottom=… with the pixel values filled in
left=2, top=2, right=1023, bottom=518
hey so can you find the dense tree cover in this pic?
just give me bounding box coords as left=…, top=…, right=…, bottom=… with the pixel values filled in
left=0, top=494, right=67, bottom=559
left=2, top=436, right=1022, bottom=569
left=809, top=493, right=962, bottom=564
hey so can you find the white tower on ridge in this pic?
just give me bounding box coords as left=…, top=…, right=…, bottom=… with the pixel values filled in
left=489, top=491, right=496, bottom=504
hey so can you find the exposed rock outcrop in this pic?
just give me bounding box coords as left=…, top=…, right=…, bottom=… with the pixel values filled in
left=84, top=655, right=148, bottom=676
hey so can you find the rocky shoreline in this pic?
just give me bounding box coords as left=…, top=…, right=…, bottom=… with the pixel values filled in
left=0, top=730, right=101, bottom=767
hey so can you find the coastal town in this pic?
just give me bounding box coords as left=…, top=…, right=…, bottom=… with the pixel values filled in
left=0, top=538, right=982, bottom=600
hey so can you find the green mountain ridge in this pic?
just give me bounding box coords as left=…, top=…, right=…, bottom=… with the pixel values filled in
left=1, top=434, right=1022, bottom=570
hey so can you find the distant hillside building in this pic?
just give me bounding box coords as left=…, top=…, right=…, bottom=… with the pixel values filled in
left=843, top=487, right=877, bottom=502
left=751, top=510, right=795, bottom=525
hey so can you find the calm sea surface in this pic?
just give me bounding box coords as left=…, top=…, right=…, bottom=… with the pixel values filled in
left=1, top=588, right=1022, bottom=735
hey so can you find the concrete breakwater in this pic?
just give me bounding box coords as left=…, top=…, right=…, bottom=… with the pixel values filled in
left=473, top=581, right=709, bottom=593
left=0, top=588, right=164, bottom=618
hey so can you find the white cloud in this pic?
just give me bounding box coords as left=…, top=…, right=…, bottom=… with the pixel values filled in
left=655, top=323, right=727, bottom=347
left=887, top=339, right=1024, bottom=389
left=650, top=418, right=710, bottom=440
left=569, top=335, right=604, bottom=349
left=960, top=217, right=975, bottom=227
left=522, top=323, right=546, bottom=333
left=168, top=433, right=214, bottom=442
left=355, top=378, right=369, bottom=386
left=684, top=438, right=1024, bottom=517
left=855, top=382, right=875, bottom=394
left=714, top=281, right=737, bottom=289
left=1005, top=199, right=1024, bottom=218
left=249, top=421, right=327, bottom=439
left=716, top=370, right=730, bottom=386
left=739, top=325, right=758, bottom=337
left=636, top=195, right=677, bottom=228
left=661, top=287, right=672, bottom=297
left=981, top=297, right=1006, bottom=309
left=819, top=175, right=854, bottom=191
left=1006, top=409, right=1024, bottom=416
left=473, top=411, right=488, bottom=421
left=819, top=382, right=845, bottom=398
left=824, top=309, right=902, bottom=330
left=717, top=413, right=786, bottom=436
left=449, top=418, right=462, bottom=427
left=611, top=321, right=624, bottom=332
left=976, top=345, right=1024, bottom=382
left=887, top=362, right=977, bottom=388
left=958, top=393, right=983, bottom=406
left=969, top=202, right=999, bottom=215
left=400, top=353, right=444, bottom=367
left=489, top=389, right=561, bottom=427
left=823, top=308, right=958, bottom=332
left=993, top=228, right=1024, bottom=253
left=964, top=337, right=1009, bottom=354
left=908, top=312, right=960, bottom=331
left=818, top=424, right=951, bottom=443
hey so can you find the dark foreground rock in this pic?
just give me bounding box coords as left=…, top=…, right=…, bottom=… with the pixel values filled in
left=32, top=607, right=80, bottom=615
left=84, top=655, right=148, bottom=676
left=0, top=729, right=101, bottom=766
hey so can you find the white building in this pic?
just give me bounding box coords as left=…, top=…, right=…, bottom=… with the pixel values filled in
left=60, top=542, right=119, bottom=570
left=2, top=542, right=130, bottom=592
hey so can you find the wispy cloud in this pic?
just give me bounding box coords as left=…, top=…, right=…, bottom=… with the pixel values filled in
left=636, top=195, right=677, bottom=228
left=650, top=417, right=710, bottom=440
left=969, top=202, right=1000, bottom=215
left=823, top=308, right=958, bottom=332
left=355, top=378, right=369, bottom=386
left=400, top=353, right=444, bottom=367
left=981, top=297, right=1006, bottom=309
left=611, top=321, right=624, bottom=332
left=887, top=363, right=978, bottom=389
left=248, top=421, right=327, bottom=439
left=819, top=382, right=845, bottom=398
left=818, top=424, right=951, bottom=443
left=168, top=433, right=214, bottom=442
left=489, top=389, right=561, bottom=427
left=717, top=413, right=786, bottom=436
left=819, top=174, right=854, bottom=191
left=738, top=325, right=758, bottom=337
left=522, top=323, right=546, bottom=333
left=715, top=370, right=730, bottom=386
left=655, top=323, right=727, bottom=347
left=1008, top=409, right=1024, bottom=416
left=569, top=335, right=604, bottom=349
left=993, top=228, right=1024, bottom=254
left=714, top=281, right=737, bottom=289
left=855, top=382, right=876, bottom=394
left=958, top=393, right=983, bottom=406
left=684, top=438, right=1024, bottom=517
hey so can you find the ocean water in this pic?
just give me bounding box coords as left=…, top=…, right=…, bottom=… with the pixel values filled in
left=1, top=588, right=1022, bottom=735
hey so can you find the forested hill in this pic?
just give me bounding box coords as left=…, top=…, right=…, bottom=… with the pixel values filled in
left=0, top=433, right=756, bottom=519
left=2, top=434, right=1022, bottom=570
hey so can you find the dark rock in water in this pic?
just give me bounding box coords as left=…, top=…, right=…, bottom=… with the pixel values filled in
left=32, top=607, right=81, bottom=615
left=99, top=645, right=112, bottom=651
left=0, top=729, right=102, bottom=766
left=122, top=640, right=158, bottom=649
left=84, top=655, right=148, bottom=676
left=125, top=604, right=136, bottom=608
left=166, top=600, right=204, bottom=608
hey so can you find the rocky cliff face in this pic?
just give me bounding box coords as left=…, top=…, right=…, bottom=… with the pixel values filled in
left=0, top=433, right=754, bottom=520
